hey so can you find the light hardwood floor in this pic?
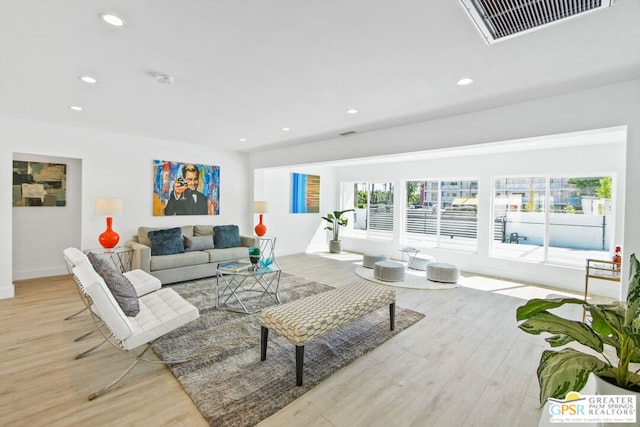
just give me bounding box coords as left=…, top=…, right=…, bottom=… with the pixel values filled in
left=2, top=252, right=586, bottom=426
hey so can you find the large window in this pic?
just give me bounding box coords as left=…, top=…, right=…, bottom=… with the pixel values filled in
left=404, top=179, right=478, bottom=251
left=492, top=175, right=613, bottom=265
left=340, top=173, right=615, bottom=266
left=344, top=182, right=394, bottom=237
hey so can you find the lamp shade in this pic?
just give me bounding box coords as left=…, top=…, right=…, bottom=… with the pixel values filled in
left=253, top=201, right=268, bottom=214
left=94, top=198, right=123, bottom=216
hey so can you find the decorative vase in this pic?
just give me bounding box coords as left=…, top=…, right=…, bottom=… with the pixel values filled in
left=329, top=240, right=342, bottom=253
left=594, top=374, right=640, bottom=427
left=248, top=247, right=261, bottom=270
left=255, top=214, right=267, bottom=237
left=98, top=216, right=120, bottom=250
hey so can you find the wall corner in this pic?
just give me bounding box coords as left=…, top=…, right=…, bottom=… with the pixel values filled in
left=0, top=284, right=15, bottom=299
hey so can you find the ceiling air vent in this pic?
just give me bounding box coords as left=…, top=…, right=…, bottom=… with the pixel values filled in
left=460, top=0, right=614, bottom=44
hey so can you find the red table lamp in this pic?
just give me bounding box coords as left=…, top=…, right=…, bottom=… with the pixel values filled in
left=95, top=198, right=123, bottom=250
left=253, top=201, right=268, bottom=237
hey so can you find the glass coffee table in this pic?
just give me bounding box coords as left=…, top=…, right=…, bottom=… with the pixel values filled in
left=216, top=264, right=282, bottom=314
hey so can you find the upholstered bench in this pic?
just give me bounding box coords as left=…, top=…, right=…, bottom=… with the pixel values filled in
left=362, top=253, right=388, bottom=269
left=374, top=261, right=405, bottom=282
left=260, top=281, right=395, bottom=386
left=426, top=262, right=460, bottom=283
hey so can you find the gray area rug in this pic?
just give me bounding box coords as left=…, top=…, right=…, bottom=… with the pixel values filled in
left=152, top=273, right=425, bottom=427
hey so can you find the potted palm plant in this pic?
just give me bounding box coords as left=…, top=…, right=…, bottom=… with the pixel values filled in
left=321, top=209, right=355, bottom=253
left=516, top=253, right=640, bottom=406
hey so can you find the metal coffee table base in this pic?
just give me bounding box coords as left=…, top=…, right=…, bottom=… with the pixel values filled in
left=216, top=269, right=282, bottom=314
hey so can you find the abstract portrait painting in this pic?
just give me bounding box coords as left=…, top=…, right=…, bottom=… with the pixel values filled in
left=291, top=173, right=320, bottom=213
left=153, top=160, right=220, bottom=216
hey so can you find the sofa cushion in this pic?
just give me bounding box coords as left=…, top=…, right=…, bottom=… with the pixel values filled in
left=148, top=227, right=185, bottom=256
left=150, top=251, right=210, bottom=271
left=206, top=246, right=250, bottom=263
left=87, top=252, right=140, bottom=317
left=194, top=225, right=214, bottom=236
left=213, top=225, right=241, bottom=249
left=137, top=226, right=159, bottom=247
left=184, top=235, right=215, bottom=252
left=138, top=225, right=193, bottom=247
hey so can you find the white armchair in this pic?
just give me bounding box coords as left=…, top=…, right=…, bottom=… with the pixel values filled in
left=62, top=247, right=93, bottom=322
left=63, top=247, right=162, bottom=355
left=71, top=262, right=199, bottom=400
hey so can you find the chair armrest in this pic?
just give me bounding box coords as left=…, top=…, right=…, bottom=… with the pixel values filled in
left=125, top=240, right=151, bottom=273
left=240, top=235, right=259, bottom=248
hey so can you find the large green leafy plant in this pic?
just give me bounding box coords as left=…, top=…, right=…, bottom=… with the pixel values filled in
left=321, top=209, right=355, bottom=241
left=516, top=253, right=640, bottom=405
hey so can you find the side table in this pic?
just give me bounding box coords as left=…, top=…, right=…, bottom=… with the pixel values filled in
left=258, top=236, right=280, bottom=268
left=583, top=258, right=620, bottom=321
left=83, top=246, right=134, bottom=273
left=398, top=247, right=419, bottom=269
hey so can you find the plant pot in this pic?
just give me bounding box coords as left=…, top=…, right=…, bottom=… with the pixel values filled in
left=594, top=374, right=640, bottom=427
left=329, top=240, right=342, bottom=253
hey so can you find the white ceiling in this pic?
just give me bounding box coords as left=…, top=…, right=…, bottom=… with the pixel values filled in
left=1, top=0, right=638, bottom=152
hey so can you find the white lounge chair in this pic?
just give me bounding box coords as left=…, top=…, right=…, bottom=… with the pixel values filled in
left=71, top=263, right=199, bottom=400
left=63, top=247, right=162, bottom=351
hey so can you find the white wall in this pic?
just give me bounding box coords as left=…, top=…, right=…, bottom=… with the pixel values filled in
left=12, top=153, right=82, bottom=280
left=250, top=79, right=640, bottom=299
left=253, top=165, right=336, bottom=256
left=1, top=117, right=250, bottom=298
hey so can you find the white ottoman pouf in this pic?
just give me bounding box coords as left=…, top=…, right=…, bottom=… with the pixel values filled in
left=363, top=253, right=388, bottom=269
left=408, top=254, right=436, bottom=271
left=426, top=262, right=460, bottom=283
left=374, top=261, right=405, bottom=282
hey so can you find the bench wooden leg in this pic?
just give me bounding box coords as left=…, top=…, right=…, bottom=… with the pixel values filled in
left=296, top=345, right=304, bottom=386
left=390, top=303, right=395, bottom=331
left=261, top=326, right=268, bottom=361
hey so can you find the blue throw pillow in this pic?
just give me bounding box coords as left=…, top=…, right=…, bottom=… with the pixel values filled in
left=148, top=227, right=185, bottom=256
left=213, top=225, right=241, bottom=249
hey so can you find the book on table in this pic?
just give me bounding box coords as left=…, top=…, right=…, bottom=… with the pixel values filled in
left=217, top=261, right=252, bottom=273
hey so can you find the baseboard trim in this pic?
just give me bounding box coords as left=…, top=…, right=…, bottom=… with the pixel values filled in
left=0, top=284, right=15, bottom=299
left=12, top=266, right=67, bottom=281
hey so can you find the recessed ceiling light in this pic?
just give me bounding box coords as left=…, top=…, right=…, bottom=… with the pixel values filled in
left=79, top=75, right=97, bottom=84
left=281, top=127, right=290, bottom=132
left=239, top=138, right=247, bottom=142
left=457, top=77, right=474, bottom=86
left=70, top=105, right=83, bottom=111
left=99, top=13, right=126, bottom=27
left=346, top=108, right=358, bottom=114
